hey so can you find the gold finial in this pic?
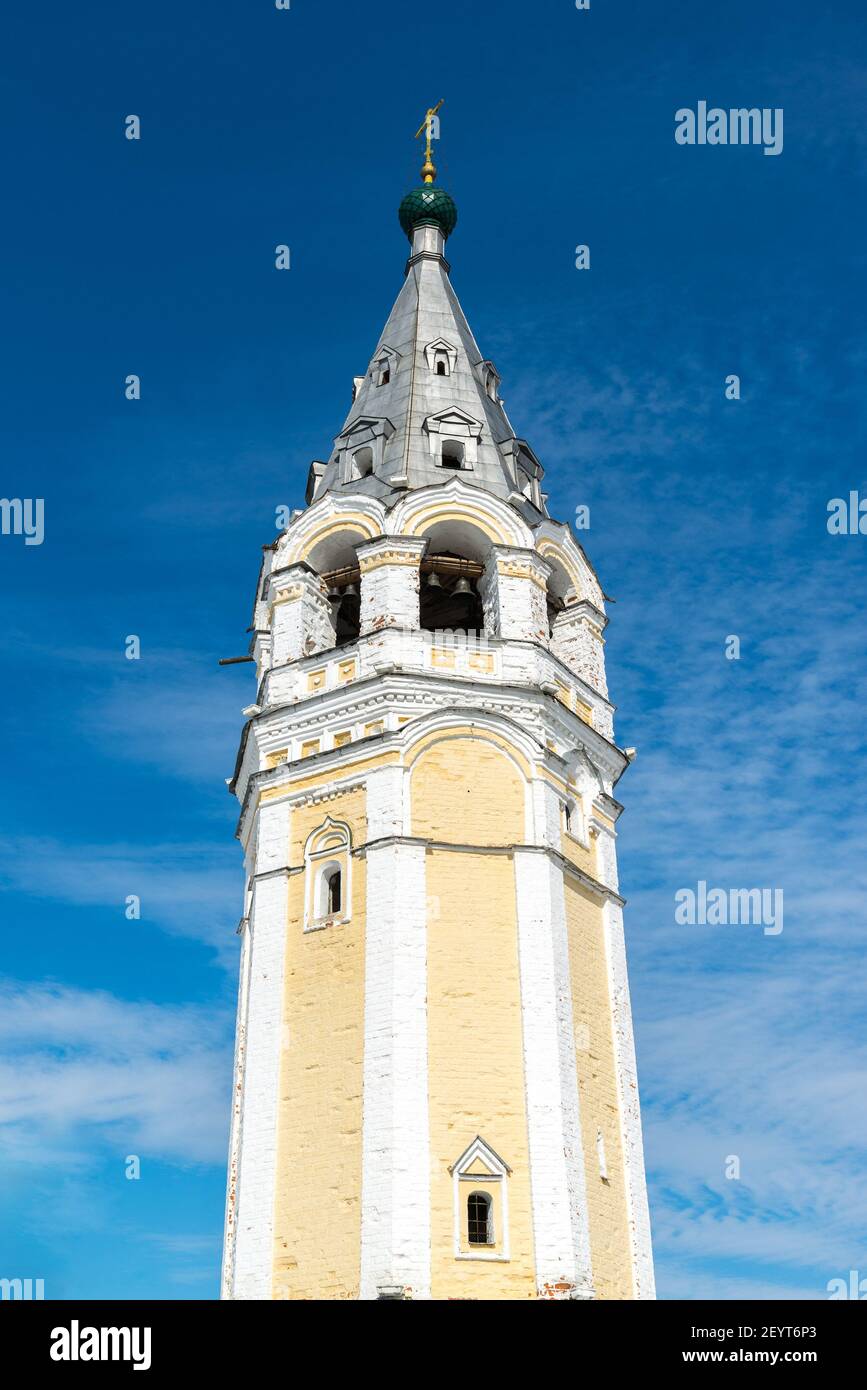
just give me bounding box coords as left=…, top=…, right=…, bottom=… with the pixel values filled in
left=414, top=100, right=444, bottom=183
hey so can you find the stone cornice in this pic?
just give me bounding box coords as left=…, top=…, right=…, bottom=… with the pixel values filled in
left=234, top=678, right=626, bottom=842
left=249, top=835, right=625, bottom=908
left=356, top=534, right=429, bottom=573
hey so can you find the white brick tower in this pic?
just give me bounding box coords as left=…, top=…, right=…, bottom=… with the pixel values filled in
left=221, top=125, right=654, bottom=1301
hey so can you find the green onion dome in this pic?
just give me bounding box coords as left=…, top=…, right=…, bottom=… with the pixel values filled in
left=398, top=185, right=458, bottom=242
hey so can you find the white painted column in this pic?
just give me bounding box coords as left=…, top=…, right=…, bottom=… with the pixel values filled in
left=220, top=909, right=251, bottom=1299
left=270, top=563, right=335, bottom=665
left=230, top=798, right=291, bottom=1300
left=482, top=546, right=551, bottom=645
left=551, top=601, right=609, bottom=699
left=597, top=815, right=655, bottom=1300
left=602, top=903, right=655, bottom=1299
left=515, top=779, right=595, bottom=1298
left=359, top=765, right=431, bottom=1299
left=356, top=535, right=427, bottom=636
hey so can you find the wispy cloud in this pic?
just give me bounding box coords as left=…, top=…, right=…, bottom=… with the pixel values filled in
left=0, top=836, right=242, bottom=968
left=0, top=982, right=232, bottom=1168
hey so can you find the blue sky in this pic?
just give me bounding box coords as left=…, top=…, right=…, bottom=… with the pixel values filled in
left=1, top=0, right=865, bottom=1299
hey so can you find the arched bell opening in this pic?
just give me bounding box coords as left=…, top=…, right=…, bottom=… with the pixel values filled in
left=306, top=528, right=368, bottom=651
left=416, top=519, right=492, bottom=638
left=545, top=552, right=575, bottom=641
left=420, top=554, right=485, bottom=635
left=329, top=583, right=361, bottom=646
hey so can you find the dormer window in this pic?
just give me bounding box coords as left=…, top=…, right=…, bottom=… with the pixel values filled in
left=423, top=409, right=482, bottom=469
left=335, top=417, right=395, bottom=486
left=424, top=338, right=458, bottom=376
left=480, top=361, right=501, bottom=401
left=370, top=345, right=399, bottom=388
left=502, top=438, right=544, bottom=510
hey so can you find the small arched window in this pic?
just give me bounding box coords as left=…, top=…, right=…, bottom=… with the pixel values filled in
left=314, top=860, right=344, bottom=920
left=325, top=867, right=341, bottom=916
left=467, top=1192, right=493, bottom=1246
left=440, top=439, right=464, bottom=469
left=562, top=795, right=588, bottom=847
left=304, top=820, right=352, bottom=931
left=380, top=367, right=390, bottom=385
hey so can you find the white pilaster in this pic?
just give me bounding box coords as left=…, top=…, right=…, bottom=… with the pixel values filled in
left=356, top=535, right=427, bottom=636
left=229, top=799, right=291, bottom=1299
left=270, top=564, right=334, bottom=665
left=359, top=766, right=431, bottom=1299
left=602, top=898, right=656, bottom=1299
left=551, top=602, right=609, bottom=699
left=514, top=795, right=595, bottom=1298
left=220, top=910, right=251, bottom=1299
left=482, top=546, right=551, bottom=645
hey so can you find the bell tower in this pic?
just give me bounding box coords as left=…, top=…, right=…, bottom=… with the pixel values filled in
left=221, top=118, right=655, bottom=1301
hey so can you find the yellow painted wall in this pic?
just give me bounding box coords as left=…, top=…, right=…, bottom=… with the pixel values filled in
left=413, top=735, right=536, bottom=1299
left=560, top=827, right=596, bottom=878
left=564, top=878, right=633, bottom=1299
left=271, top=787, right=367, bottom=1299
left=410, top=730, right=526, bottom=846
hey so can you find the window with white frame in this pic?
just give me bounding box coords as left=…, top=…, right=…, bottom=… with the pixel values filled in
left=449, top=1136, right=511, bottom=1261
left=317, top=862, right=342, bottom=917
left=303, top=818, right=352, bottom=930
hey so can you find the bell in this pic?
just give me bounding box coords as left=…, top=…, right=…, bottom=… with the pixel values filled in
left=327, top=586, right=342, bottom=601
left=342, top=582, right=358, bottom=598
left=453, top=577, right=472, bottom=596
left=426, top=571, right=443, bottom=588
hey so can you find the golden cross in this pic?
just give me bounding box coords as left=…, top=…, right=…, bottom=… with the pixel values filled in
left=414, top=99, right=444, bottom=183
